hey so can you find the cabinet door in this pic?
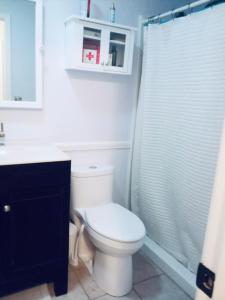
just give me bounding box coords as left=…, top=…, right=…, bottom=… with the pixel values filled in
left=6, top=185, right=68, bottom=274
left=0, top=194, right=10, bottom=278
left=78, top=23, right=105, bottom=71
left=104, top=28, right=131, bottom=74
left=0, top=167, right=11, bottom=280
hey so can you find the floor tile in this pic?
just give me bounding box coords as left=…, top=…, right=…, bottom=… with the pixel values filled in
left=134, top=274, right=192, bottom=300
left=50, top=266, right=88, bottom=300
left=95, top=289, right=141, bottom=300
left=133, top=253, right=162, bottom=284
left=0, top=255, right=192, bottom=300
left=74, top=261, right=106, bottom=299
left=1, top=285, right=51, bottom=300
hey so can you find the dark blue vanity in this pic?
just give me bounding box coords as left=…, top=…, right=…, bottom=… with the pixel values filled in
left=0, top=147, right=71, bottom=297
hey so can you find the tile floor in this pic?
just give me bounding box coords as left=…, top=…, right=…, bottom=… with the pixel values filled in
left=1, top=253, right=192, bottom=300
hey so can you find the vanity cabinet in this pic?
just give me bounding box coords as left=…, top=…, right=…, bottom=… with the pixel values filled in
left=0, top=161, right=71, bottom=297
left=65, top=16, right=136, bottom=75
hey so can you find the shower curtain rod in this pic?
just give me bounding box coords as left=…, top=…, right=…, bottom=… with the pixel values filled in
left=143, top=0, right=224, bottom=24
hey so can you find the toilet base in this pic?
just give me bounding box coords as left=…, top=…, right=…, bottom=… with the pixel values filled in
left=93, top=250, right=132, bottom=297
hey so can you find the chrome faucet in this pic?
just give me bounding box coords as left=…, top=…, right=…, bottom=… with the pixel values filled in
left=0, top=122, right=5, bottom=145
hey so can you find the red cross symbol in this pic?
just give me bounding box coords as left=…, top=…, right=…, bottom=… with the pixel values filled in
left=86, top=52, right=94, bottom=61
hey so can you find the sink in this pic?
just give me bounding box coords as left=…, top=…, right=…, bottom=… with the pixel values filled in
left=0, top=145, right=70, bottom=166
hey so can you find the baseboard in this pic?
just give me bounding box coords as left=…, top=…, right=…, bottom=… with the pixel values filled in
left=140, top=236, right=196, bottom=299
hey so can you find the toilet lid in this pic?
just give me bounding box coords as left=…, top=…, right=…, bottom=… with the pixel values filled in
left=85, top=203, right=145, bottom=243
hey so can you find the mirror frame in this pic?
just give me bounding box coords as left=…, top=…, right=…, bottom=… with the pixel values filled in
left=0, top=0, right=43, bottom=110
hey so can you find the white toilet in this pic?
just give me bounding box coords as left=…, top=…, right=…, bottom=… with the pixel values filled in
left=70, top=165, right=145, bottom=297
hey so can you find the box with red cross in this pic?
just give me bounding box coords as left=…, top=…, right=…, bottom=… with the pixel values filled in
left=82, top=39, right=100, bottom=65
left=83, top=49, right=97, bottom=64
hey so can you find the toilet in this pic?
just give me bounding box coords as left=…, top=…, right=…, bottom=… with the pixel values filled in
left=70, top=164, right=145, bottom=297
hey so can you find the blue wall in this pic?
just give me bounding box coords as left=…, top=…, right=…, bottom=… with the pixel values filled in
left=149, top=0, right=199, bottom=16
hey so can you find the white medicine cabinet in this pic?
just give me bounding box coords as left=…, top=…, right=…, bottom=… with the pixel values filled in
left=64, top=16, right=136, bottom=75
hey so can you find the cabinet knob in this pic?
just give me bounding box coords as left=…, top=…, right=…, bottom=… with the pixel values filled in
left=3, top=205, right=11, bottom=213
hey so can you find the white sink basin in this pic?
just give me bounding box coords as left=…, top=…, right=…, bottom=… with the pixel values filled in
left=0, top=145, right=70, bottom=166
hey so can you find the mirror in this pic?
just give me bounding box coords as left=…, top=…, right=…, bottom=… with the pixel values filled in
left=0, top=0, right=43, bottom=109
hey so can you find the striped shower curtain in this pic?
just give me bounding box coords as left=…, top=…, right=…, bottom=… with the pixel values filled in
left=131, top=3, right=225, bottom=273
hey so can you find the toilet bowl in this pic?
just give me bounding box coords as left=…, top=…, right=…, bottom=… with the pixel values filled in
left=70, top=165, right=146, bottom=296
left=76, top=203, right=145, bottom=296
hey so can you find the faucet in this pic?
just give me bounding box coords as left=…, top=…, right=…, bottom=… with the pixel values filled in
left=0, top=122, right=5, bottom=145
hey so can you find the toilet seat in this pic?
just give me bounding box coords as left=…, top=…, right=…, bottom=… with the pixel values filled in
left=85, top=203, right=145, bottom=243
left=86, top=222, right=144, bottom=256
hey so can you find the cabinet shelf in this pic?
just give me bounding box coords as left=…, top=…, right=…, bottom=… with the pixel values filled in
left=110, top=40, right=126, bottom=45
left=84, top=35, right=101, bottom=41
left=65, top=15, right=136, bottom=75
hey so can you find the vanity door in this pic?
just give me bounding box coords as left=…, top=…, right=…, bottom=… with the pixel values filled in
left=0, top=162, right=70, bottom=298
left=8, top=186, right=65, bottom=273
left=7, top=162, right=70, bottom=277
left=0, top=166, right=11, bottom=281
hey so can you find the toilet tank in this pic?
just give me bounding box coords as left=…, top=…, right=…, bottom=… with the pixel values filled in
left=71, top=164, right=114, bottom=211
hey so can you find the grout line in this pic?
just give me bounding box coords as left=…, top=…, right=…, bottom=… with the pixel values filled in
left=73, top=269, right=91, bottom=300
left=90, top=292, right=106, bottom=300
left=91, top=295, right=105, bottom=300
left=133, top=286, right=144, bottom=300
left=163, top=273, right=193, bottom=300
left=134, top=273, right=163, bottom=287
left=68, top=266, right=90, bottom=300
left=132, top=289, right=143, bottom=300
left=74, top=266, right=106, bottom=300
left=139, top=253, right=164, bottom=276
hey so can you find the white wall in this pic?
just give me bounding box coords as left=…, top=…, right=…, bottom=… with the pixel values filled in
left=1, top=0, right=153, bottom=143
left=0, top=0, right=195, bottom=206
left=0, top=0, right=153, bottom=207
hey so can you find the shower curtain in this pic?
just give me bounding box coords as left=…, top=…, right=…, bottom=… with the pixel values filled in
left=131, top=3, right=225, bottom=274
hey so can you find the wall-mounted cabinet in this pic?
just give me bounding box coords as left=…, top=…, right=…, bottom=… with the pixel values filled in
left=64, top=16, right=136, bottom=75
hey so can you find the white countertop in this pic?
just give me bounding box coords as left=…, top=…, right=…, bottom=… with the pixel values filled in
left=0, top=145, right=70, bottom=166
